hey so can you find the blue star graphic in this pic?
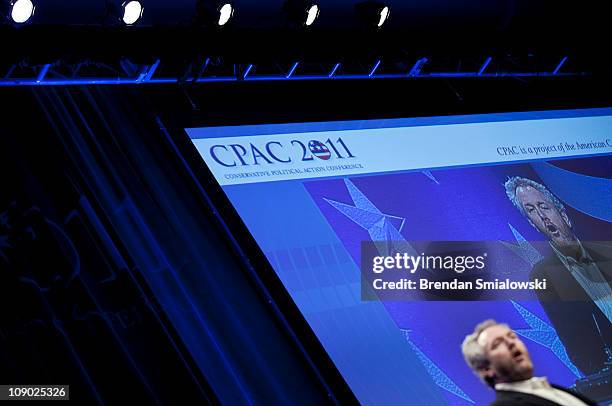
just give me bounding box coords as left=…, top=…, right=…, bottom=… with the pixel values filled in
left=324, top=178, right=417, bottom=257
left=421, top=170, right=440, bottom=184
left=511, top=301, right=583, bottom=378
left=401, top=329, right=474, bottom=403
left=499, top=223, right=544, bottom=268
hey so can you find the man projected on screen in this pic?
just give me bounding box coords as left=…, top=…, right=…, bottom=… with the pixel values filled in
left=462, top=319, right=596, bottom=405
left=504, top=176, right=612, bottom=376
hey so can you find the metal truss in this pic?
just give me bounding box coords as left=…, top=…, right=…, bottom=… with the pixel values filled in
left=0, top=55, right=582, bottom=86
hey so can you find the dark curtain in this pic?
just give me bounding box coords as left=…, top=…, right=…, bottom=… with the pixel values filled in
left=0, top=86, right=335, bottom=404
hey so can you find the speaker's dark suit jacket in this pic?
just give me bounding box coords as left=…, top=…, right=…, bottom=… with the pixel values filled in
left=492, top=384, right=597, bottom=406
left=530, top=242, right=612, bottom=375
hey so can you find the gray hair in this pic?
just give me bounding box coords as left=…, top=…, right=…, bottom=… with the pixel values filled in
left=461, top=319, right=509, bottom=384
left=504, top=176, right=566, bottom=219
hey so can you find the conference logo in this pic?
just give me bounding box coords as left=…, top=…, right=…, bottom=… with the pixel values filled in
left=209, top=137, right=355, bottom=167
left=308, top=140, right=331, bottom=160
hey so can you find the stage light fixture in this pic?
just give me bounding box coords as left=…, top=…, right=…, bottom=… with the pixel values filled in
left=305, top=4, right=319, bottom=26
left=355, top=1, right=390, bottom=29
left=4, top=0, right=35, bottom=24
left=218, top=3, right=233, bottom=26
left=283, top=0, right=320, bottom=28
left=377, top=6, right=389, bottom=27
left=122, top=0, right=143, bottom=25
left=195, top=1, right=235, bottom=27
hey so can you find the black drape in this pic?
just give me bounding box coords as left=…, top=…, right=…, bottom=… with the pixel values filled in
left=0, top=86, right=337, bottom=404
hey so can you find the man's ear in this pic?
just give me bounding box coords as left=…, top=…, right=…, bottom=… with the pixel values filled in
left=478, top=365, right=496, bottom=387
left=560, top=210, right=572, bottom=228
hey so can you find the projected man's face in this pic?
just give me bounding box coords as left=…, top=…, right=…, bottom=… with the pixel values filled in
left=478, top=325, right=534, bottom=385
left=515, top=185, right=575, bottom=249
